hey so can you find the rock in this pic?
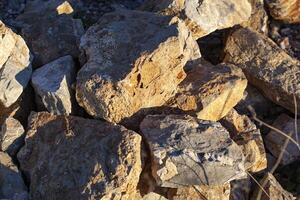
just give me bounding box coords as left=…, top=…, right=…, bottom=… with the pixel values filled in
left=265, top=114, right=300, bottom=165
left=168, top=183, right=231, bottom=200
left=230, top=177, right=251, bottom=200
left=31, top=55, right=76, bottom=115
left=167, top=59, right=247, bottom=121
left=76, top=9, right=200, bottom=123
left=0, top=117, right=24, bottom=157
left=56, top=1, right=74, bottom=15
left=0, top=151, right=28, bottom=200
left=16, top=3, right=84, bottom=67
left=224, top=28, right=300, bottom=114
left=17, top=112, right=142, bottom=200
left=140, top=114, right=246, bottom=188
left=266, top=0, right=300, bottom=24
left=220, top=109, right=267, bottom=172
left=142, top=192, right=167, bottom=200
left=141, top=0, right=252, bottom=39
left=252, top=173, right=295, bottom=200
left=0, top=21, right=32, bottom=107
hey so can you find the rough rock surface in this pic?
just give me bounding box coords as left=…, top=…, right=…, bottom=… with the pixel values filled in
left=0, top=151, right=28, bottom=200
left=266, top=0, right=300, bottom=23
left=141, top=0, right=252, bottom=38
left=17, top=112, right=142, bottom=200
left=168, top=59, right=247, bottom=121
left=142, top=192, right=167, bottom=200
left=220, top=109, right=267, bottom=172
left=140, top=114, right=246, bottom=188
left=76, top=9, right=200, bottom=123
left=0, top=20, right=32, bottom=108
left=0, top=117, right=24, bottom=157
left=31, top=55, right=76, bottom=115
left=265, top=114, right=300, bottom=166
left=230, top=177, right=251, bottom=200
left=224, top=28, right=300, bottom=114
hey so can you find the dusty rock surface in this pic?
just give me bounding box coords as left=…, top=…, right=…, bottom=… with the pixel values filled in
left=266, top=0, right=300, bottom=24
left=76, top=9, right=200, bottom=123
left=140, top=114, right=246, bottom=188
left=18, top=112, right=142, bottom=200
left=224, top=27, right=300, bottom=115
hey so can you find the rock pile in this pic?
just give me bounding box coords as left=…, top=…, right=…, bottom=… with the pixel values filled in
left=0, top=0, right=299, bottom=199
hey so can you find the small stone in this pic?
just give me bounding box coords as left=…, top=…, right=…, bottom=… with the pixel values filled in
left=0, top=117, right=24, bottom=157
left=56, top=1, right=74, bottom=15
left=17, top=112, right=142, bottom=200
left=141, top=0, right=252, bottom=39
left=142, top=192, right=167, bottom=200
left=140, top=114, right=246, bottom=188
left=265, top=114, right=300, bottom=166
left=76, top=9, right=200, bottom=123
left=0, top=151, right=28, bottom=200
left=31, top=55, right=76, bottom=115
left=266, top=0, right=300, bottom=23
left=224, top=28, right=300, bottom=114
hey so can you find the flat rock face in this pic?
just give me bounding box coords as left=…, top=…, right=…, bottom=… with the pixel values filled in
left=220, top=109, right=267, bottom=173
left=265, top=114, right=300, bottom=165
left=224, top=28, right=300, bottom=114
left=17, top=112, right=142, bottom=200
left=31, top=55, right=76, bottom=115
left=76, top=9, right=200, bottom=123
left=0, top=117, right=24, bottom=157
left=168, top=60, right=247, bottom=121
left=140, top=114, right=245, bottom=188
left=0, top=21, right=32, bottom=108
left=142, top=0, right=252, bottom=38
left=266, top=0, right=300, bottom=23
left=0, top=152, right=28, bottom=200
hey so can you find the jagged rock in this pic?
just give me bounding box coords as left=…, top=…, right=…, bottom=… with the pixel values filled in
left=56, top=1, right=74, bottom=15
left=141, top=0, right=252, bottom=39
left=0, top=151, right=28, bottom=200
left=220, top=109, right=267, bottom=172
left=0, top=21, right=32, bottom=108
left=252, top=173, right=295, bottom=200
left=31, top=55, right=76, bottom=115
left=168, top=183, right=231, bottom=200
left=76, top=9, right=200, bottom=123
left=224, top=28, right=300, bottom=114
left=16, top=2, right=84, bottom=67
left=266, top=0, right=300, bottom=23
left=17, top=112, right=142, bottom=200
left=0, top=117, right=24, bottom=157
left=265, top=114, right=300, bottom=165
left=167, top=59, right=247, bottom=121
left=140, top=114, right=246, bottom=188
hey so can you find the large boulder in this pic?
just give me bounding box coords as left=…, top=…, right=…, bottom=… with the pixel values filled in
left=141, top=0, right=252, bottom=38
left=0, top=21, right=32, bottom=108
left=76, top=9, right=200, bottom=123
left=17, top=112, right=142, bottom=200
left=0, top=151, right=28, bottom=200
left=140, top=114, right=246, bottom=188
left=224, top=28, right=300, bottom=114
left=31, top=55, right=76, bottom=115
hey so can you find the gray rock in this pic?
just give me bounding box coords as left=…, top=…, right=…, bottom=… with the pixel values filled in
left=76, top=9, right=200, bottom=123
left=0, top=21, right=32, bottom=107
left=0, top=151, right=28, bottom=200
left=17, top=112, right=142, bottom=200
left=0, top=117, right=24, bottom=157
left=31, top=55, right=76, bottom=115
left=140, top=114, right=246, bottom=188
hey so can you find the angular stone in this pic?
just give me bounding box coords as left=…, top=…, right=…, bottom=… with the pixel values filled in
left=167, top=60, right=247, bottom=121
left=142, top=192, right=167, bottom=200
left=220, top=109, right=267, bottom=172
left=76, top=9, right=200, bottom=123
left=0, top=151, right=28, bottom=200
left=17, top=112, right=142, bottom=200
left=0, top=117, right=24, bottom=157
left=56, top=1, right=74, bottom=15
left=224, top=28, right=300, bottom=114
left=0, top=21, right=32, bottom=107
left=265, top=114, right=300, bottom=165
left=140, top=114, right=246, bottom=188
left=31, top=55, right=76, bottom=115
left=141, top=0, right=252, bottom=39
left=266, top=0, right=300, bottom=24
